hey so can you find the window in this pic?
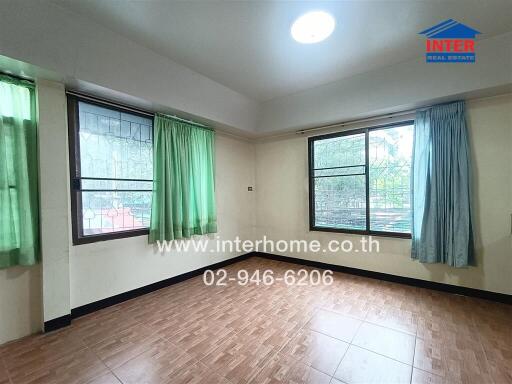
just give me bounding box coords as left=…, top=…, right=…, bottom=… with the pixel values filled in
left=68, top=95, right=153, bottom=244
left=308, top=121, right=414, bottom=238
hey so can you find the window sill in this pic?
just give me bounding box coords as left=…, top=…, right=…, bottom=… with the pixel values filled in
left=310, top=226, right=412, bottom=239
left=72, top=228, right=149, bottom=245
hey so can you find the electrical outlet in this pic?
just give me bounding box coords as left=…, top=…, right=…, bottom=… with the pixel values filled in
left=248, top=186, right=253, bottom=191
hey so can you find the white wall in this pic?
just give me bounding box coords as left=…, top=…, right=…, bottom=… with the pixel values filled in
left=70, top=134, right=255, bottom=308
left=0, top=0, right=259, bottom=134
left=37, top=80, right=71, bottom=326
left=259, top=32, right=512, bottom=133
left=0, top=79, right=70, bottom=345
left=0, top=265, right=41, bottom=345
left=255, top=94, right=512, bottom=295
left=468, top=95, right=512, bottom=294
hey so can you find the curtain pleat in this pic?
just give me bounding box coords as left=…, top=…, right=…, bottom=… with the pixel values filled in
left=411, top=101, right=474, bottom=267
left=149, top=114, right=216, bottom=242
left=0, top=75, right=39, bottom=268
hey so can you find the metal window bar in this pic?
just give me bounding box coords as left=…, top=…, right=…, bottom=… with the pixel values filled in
left=308, top=120, right=414, bottom=238
left=313, top=173, right=366, bottom=178
left=82, top=111, right=152, bottom=144
left=312, top=164, right=366, bottom=171
left=80, top=177, right=153, bottom=182
left=80, top=189, right=153, bottom=192
left=72, top=177, right=153, bottom=191
left=313, top=164, right=366, bottom=177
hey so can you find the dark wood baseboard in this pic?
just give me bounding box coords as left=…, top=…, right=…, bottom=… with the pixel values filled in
left=44, top=253, right=251, bottom=333
left=70, top=253, right=252, bottom=319
left=255, top=252, right=511, bottom=305
left=44, top=250, right=509, bottom=333
left=43, top=314, right=71, bottom=333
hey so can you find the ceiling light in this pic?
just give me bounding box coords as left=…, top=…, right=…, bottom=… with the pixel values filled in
left=291, top=11, right=335, bottom=44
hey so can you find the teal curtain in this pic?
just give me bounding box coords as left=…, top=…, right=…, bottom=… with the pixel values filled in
left=149, top=114, right=217, bottom=242
left=0, top=75, right=39, bottom=268
left=411, top=101, right=474, bottom=267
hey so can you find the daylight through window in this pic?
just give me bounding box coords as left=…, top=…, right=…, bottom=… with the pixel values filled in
left=309, top=122, right=414, bottom=237
left=68, top=97, right=153, bottom=244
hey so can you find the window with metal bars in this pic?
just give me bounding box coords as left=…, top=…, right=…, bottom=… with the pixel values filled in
left=308, top=121, right=414, bottom=238
left=68, top=95, right=153, bottom=244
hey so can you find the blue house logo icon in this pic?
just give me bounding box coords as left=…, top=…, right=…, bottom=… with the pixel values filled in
left=419, top=19, right=481, bottom=63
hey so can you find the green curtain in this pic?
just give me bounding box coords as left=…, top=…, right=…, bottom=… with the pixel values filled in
left=0, top=75, right=39, bottom=268
left=411, top=101, right=474, bottom=267
left=149, top=114, right=217, bottom=242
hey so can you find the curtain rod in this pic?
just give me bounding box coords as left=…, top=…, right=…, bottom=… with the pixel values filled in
left=158, top=113, right=210, bottom=129
left=295, top=109, right=418, bottom=135
left=0, top=71, right=35, bottom=86
left=295, top=99, right=469, bottom=135
left=66, top=90, right=210, bottom=128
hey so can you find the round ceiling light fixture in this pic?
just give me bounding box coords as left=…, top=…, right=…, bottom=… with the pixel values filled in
left=291, top=11, right=335, bottom=44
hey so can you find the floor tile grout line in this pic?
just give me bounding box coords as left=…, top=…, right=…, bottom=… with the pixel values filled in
left=303, top=324, right=355, bottom=345
left=330, top=317, right=366, bottom=381
left=272, top=307, right=328, bottom=375
left=110, top=370, right=124, bottom=384
left=87, top=331, right=199, bottom=383
left=80, top=330, right=129, bottom=351
left=3, top=261, right=508, bottom=384
left=412, top=366, right=446, bottom=381
left=79, top=322, right=185, bottom=383
left=77, top=316, right=148, bottom=350
left=409, top=336, right=417, bottom=384
left=308, top=316, right=416, bottom=367
left=197, top=303, right=319, bottom=382
left=364, top=315, right=417, bottom=336
left=82, top=343, right=121, bottom=384
left=104, top=334, right=171, bottom=374
left=361, top=318, right=417, bottom=337
left=361, top=303, right=418, bottom=336
left=347, top=342, right=415, bottom=367
left=348, top=317, right=365, bottom=345
left=191, top=296, right=416, bottom=381
left=200, top=305, right=318, bottom=382
left=279, top=307, right=363, bottom=381
left=316, top=306, right=366, bottom=320
left=331, top=331, right=353, bottom=382
left=412, top=330, right=495, bottom=379
left=166, top=304, right=314, bottom=364
left=331, top=377, right=350, bottom=384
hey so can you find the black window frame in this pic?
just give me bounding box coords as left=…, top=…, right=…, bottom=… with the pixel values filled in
left=67, top=94, right=154, bottom=245
left=308, top=120, right=414, bottom=239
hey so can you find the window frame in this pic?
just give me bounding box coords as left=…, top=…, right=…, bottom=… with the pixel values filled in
left=308, top=120, right=414, bottom=239
left=67, top=94, right=154, bottom=245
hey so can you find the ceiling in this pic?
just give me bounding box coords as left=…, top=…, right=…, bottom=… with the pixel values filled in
left=53, top=0, right=512, bottom=102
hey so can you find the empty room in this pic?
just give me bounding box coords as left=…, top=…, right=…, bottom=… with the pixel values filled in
left=0, top=1, right=511, bottom=383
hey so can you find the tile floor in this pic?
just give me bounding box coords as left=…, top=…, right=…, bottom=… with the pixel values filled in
left=0, top=257, right=510, bottom=384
